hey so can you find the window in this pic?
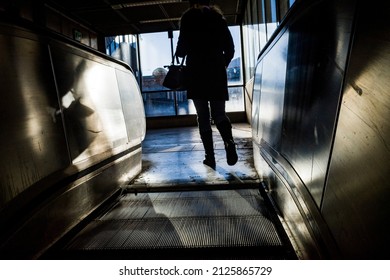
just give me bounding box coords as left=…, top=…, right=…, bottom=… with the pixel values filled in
left=107, top=26, right=244, bottom=118
left=138, top=27, right=244, bottom=117
left=139, top=32, right=172, bottom=92
left=105, top=35, right=140, bottom=83
left=227, top=26, right=243, bottom=86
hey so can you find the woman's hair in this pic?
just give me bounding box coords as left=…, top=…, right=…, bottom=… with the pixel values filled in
left=187, top=0, right=223, bottom=17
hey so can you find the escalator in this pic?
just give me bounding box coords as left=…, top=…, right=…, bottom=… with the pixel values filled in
left=43, top=125, right=297, bottom=260
left=2, top=0, right=389, bottom=261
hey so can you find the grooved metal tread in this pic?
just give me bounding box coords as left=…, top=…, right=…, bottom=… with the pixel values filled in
left=61, top=189, right=295, bottom=259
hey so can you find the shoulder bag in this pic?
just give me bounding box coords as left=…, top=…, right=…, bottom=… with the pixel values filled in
left=163, top=56, right=188, bottom=91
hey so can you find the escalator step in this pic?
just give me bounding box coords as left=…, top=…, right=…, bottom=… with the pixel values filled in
left=51, top=189, right=296, bottom=259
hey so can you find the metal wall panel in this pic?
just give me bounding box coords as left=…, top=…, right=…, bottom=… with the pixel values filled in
left=322, top=0, right=390, bottom=259
left=0, top=23, right=146, bottom=258
left=251, top=0, right=357, bottom=258
left=1, top=148, right=142, bottom=259
left=255, top=31, right=289, bottom=150
left=280, top=0, right=354, bottom=206
left=0, top=28, right=70, bottom=208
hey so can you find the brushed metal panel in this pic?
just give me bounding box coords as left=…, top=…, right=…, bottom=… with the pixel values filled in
left=280, top=0, right=355, bottom=206
left=1, top=147, right=142, bottom=259
left=257, top=31, right=289, bottom=150
left=50, top=44, right=129, bottom=165
left=0, top=28, right=69, bottom=208
left=322, top=2, right=390, bottom=259
left=251, top=0, right=357, bottom=258
left=252, top=144, right=319, bottom=259
left=0, top=23, right=146, bottom=259
left=115, top=69, right=146, bottom=146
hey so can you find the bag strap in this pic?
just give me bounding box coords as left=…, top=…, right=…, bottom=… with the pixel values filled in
left=172, top=54, right=186, bottom=66
left=164, top=55, right=186, bottom=69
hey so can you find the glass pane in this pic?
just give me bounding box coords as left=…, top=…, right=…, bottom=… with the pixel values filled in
left=139, top=32, right=172, bottom=92
left=242, top=24, right=253, bottom=83
left=177, top=91, right=196, bottom=115
left=143, top=88, right=244, bottom=117
left=267, top=23, right=278, bottom=39
left=105, top=35, right=140, bottom=83
left=228, top=26, right=243, bottom=86
left=270, top=0, right=278, bottom=22
left=259, top=0, right=267, bottom=50
left=265, top=0, right=279, bottom=39
left=142, top=92, right=176, bottom=117
left=226, top=87, right=245, bottom=112
left=259, top=23, right=267, bottom=50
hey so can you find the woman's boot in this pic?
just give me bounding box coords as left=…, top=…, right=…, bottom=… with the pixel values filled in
left=200, top=130, right=216, bottom=169
left=216, top=120, right=238, bottom=166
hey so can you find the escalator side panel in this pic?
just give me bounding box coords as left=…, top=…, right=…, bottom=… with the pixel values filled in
left=0, top=23, right=145, bottom=259
left=251, top=0, right=357, bottom=259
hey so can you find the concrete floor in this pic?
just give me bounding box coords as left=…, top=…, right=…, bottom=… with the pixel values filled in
left=125, top=122, right=260, bottom=192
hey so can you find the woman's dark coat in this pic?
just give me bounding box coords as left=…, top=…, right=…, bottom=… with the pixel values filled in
left=175, top=6, right=234, bottom=101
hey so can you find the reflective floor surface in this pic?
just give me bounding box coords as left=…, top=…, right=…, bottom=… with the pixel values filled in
left=126, top=123, right=260, bottom=192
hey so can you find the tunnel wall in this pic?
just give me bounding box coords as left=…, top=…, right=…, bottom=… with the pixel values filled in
left=252, top=0, right=390, bottom=259
left=321, top=0, right=390, bottom=259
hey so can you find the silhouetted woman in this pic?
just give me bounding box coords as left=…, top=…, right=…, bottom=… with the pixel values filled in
left=175, top=0, right=237, bottom=169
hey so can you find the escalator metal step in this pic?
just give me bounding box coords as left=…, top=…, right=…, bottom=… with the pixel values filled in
left=55, top=189, right=296, bottom=259
left=65, top=216, right=282, bottom=250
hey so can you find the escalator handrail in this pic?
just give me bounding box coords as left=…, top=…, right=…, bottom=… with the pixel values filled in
left=0, top=13, right=134, bottom=73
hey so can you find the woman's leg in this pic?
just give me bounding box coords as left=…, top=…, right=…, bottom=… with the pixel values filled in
left=193, top=99, right=215, bottom=168
left=210, top=101, right=238, bottom=166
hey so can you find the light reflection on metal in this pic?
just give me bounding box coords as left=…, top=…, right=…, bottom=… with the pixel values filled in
left=111, top=0, right=182, bottom=9
left=251, top=0, right=359, bottom=259
left=0, top=22, right=146, bottom=258
left=61, top=90, right=76, bottom=108
left=139, top=17, right=181, bottom=24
